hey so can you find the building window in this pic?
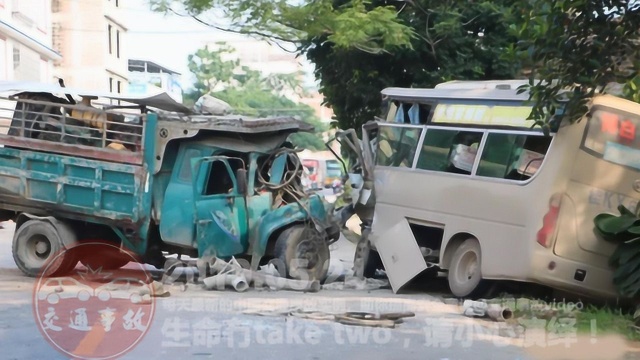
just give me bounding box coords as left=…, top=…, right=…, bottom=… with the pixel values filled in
left=108, top=25, right=112, bottom=54
left=13, top=47, right=20, bottom=69
left=115, top=0, right=119, bottom=7
left=109, top=77, right=113, bottom=92
left=116, top=30, right=120, bottom=58
left=117, top=80, right=121, bottom=94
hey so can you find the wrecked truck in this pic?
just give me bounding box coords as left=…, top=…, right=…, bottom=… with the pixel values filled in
left=0, top=81, right=339, bottom=281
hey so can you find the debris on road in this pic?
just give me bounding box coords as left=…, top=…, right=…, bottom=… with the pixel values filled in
left=202, top=258, right=249, bottom=292
left=204, top=257, right=321, bottom=293
left=334, top=312, right=415, bottom=328
left=142, top=280, right=170, bottom=297
left=462, top=299, right=513, bottom=322
left=243, top=307, right=415, bottom=328
left=321, top=276, right=389, bottom=291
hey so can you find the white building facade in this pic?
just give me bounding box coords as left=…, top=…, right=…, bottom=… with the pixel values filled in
left=0, top=0, right=60, bottom=82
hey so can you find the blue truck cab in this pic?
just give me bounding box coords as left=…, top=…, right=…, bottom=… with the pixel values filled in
left=0, top=82, right=339, bottom=281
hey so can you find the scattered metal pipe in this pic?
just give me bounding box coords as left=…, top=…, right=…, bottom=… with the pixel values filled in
left=202, top=273, right=249, bottom=292
left=462, top=300, right=513, bottom=322
left=486, top=304, right=513, bottom=322
left=462, top=299, right=488, bottom=317
left=208, top=258, right=321, bottom=293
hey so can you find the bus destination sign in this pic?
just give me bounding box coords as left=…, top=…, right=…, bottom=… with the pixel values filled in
left=431, top=104, right=535, bottom=128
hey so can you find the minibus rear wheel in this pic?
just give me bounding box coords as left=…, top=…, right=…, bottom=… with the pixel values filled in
left=447, top=238, right=487, bottom=298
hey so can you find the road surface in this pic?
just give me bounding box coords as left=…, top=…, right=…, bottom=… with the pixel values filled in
left=0, top=221, right=637, bottom=360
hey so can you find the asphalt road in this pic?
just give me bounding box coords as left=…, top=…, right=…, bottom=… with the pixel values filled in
left=0, top=221, right=637, bottom=360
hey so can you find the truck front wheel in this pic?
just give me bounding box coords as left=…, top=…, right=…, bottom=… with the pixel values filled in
left=274, top=224, right=330, bottom=282
left=12, top=220, right=77, bottom=277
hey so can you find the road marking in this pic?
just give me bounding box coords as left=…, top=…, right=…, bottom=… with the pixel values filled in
left=73, top=316, right=109, bottom=356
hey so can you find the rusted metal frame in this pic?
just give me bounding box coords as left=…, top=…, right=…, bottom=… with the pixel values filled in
left=11, top=170, right=137, bottom=194
left=2, top=96, right=145, bottom=150
left=0, top=136, right=143, bottom=164
left=0, top=196, right=140, bottom=224
left=94, top=167, right=103, bottom=213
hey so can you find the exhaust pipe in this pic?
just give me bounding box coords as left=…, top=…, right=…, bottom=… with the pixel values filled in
left=486, top=304, right=513, bottom=322
left=462, top=300, right=513, bottom=322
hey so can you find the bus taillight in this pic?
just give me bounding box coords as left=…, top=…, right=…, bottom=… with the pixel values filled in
left=537, top=193, right=562, bottom=248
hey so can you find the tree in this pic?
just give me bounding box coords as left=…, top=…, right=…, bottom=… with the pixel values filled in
left=187, top=42, right=238, bottom=96
left=302, top=0, right=525, bottom=130
left=153, top=0, right=524, bottom=131
left=513, top=0, right=640, bottom=131
left=185, top=45, right=329, bottom=151
left=150, top=0, right=414, bottom=54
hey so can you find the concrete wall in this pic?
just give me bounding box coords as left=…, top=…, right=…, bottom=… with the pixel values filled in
left=52, top=0, right=128, bottom=92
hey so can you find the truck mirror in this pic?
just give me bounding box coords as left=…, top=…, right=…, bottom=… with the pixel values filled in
left=236, top=168, right=248, bottom=195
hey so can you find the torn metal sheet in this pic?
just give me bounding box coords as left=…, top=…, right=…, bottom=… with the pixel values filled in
left=371, top=219, right=428, bottom=293
left=0, top=80, right=192, bottom=113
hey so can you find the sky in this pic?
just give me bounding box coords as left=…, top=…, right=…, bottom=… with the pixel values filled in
left=121, top=1, right=317, bottom=91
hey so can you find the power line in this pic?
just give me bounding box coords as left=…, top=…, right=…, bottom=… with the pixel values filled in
left=58, top=27, right=216, bottom=34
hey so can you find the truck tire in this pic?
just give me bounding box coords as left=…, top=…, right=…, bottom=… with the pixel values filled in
left=274, top=224, right=330, bottom=282
left=447, top=238, right=487, bottom=298
left=12, top=220, right=77, bottom=277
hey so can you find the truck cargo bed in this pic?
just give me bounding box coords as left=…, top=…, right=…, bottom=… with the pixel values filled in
left=0, top=146, right=146, bottom=224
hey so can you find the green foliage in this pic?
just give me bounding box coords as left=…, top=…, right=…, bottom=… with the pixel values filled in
left=513, top=0, right=640, bottom=129
left=302, top=0, right=525, bottom=131
left=155, top=0, right=524, bottom=132
left=185, top=44, right=328, bottom=151
left=187, top=42, right=238, bottom=95
left=150, top=0, right=414, bottom=54
left=594, top=204, right=640, bottom=298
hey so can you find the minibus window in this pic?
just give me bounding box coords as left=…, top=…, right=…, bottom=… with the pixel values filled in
left=416, top=129, right=483, bottom=174
left=376, top=125, right=422, bottom=168
left=477, top=133, right=552, bottom=180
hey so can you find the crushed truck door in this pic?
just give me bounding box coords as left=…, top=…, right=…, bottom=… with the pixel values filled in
left=192, top=156, right=249, bottom=258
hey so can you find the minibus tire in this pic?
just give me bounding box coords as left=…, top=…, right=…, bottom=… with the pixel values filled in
left=12, top=220, right=77, bottom=278
left=447, top=238, right=486, bottom=298
left=274, top=224, right=330, bottom=282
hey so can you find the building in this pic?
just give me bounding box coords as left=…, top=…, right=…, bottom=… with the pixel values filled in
left=128, top=59, right=183, bottom=103
left=51, top=0, right=128, bottom=93
left=0, top=0, right=61, bottom=82
left=206, top=37, right=334, bottom=122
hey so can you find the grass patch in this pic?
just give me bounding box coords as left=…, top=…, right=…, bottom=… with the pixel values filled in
left=491, top=296, right=640, bottom=341
left=574, top=305, right=640, bottom=341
